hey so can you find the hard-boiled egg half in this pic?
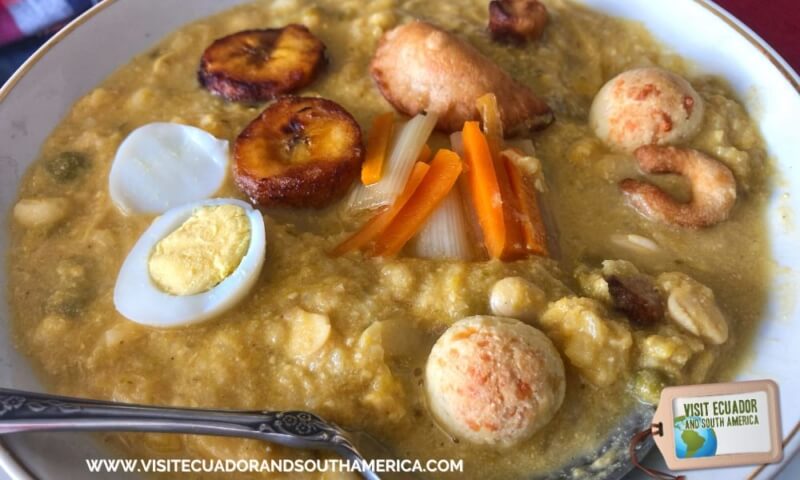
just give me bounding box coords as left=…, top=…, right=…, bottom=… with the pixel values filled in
left=109, top=122, right=229, bottom=215
left=114, top=198, right=266, bottom=327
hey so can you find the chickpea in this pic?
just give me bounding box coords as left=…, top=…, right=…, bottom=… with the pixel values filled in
left=13, top=197, right=69, bottom=229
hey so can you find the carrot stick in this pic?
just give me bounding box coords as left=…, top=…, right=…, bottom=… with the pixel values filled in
left=462, top=121, right=504, bottom=258
left=361, top=112, right=395, bottom=185
left=416, top=144, right=433, bottom=163
left=476, top=94, right=528, bottom=259
left=452, top=130, right=488, bottom=258
left=333, top=162, right=430, bottom=256
left=494, top=154, right=527, bottom=260
left=372, top=150, right=463, bottom=256
left=503, top=151, right=549, bottom=257
left=458, top=174, right=488, bottom=260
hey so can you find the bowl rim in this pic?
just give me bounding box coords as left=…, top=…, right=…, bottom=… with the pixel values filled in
left=1, top=0, right=799, bottom=102
left=0, top=0, right=798, bottom=479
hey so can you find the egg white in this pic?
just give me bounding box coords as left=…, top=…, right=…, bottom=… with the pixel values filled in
left=114, top=198, right=266, bottom=327
left=109, top=123, right=229, bottom=215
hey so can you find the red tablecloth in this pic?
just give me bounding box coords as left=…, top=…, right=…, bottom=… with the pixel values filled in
left=716, top=0, right=799, bottom=72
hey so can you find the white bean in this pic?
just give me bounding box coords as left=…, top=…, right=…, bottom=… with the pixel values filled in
left=13, top=197, right=69, bottom=229
left=658, top=272, right=729, bottom=345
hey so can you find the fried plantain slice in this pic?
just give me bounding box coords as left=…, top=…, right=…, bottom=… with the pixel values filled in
left=199, top=25, right=326, bottom=102
left=489, top=0, right=548, bottom=43
left=234, top=97, right=364, bottom=208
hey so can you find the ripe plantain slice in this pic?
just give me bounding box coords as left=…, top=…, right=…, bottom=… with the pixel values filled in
left=199, top=25, right=326, bottom=102
left=489, top=0, right=549, bottom=43
left=234, top=97, right=364, bottom=208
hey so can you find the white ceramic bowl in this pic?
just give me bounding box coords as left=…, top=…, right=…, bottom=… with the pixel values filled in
left=0, top=0, right=798, bottom=478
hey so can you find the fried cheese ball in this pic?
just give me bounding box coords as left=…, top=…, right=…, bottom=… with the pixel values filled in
left=425, top=316, right=565, bottom=447
left=590, top=67, right=704, bottom=152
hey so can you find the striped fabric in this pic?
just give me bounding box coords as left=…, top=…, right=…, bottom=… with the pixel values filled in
left=0, top=0, right=98, bottom=46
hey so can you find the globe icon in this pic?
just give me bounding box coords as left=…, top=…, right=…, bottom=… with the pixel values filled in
left=674, top=416, right=718, bottom=458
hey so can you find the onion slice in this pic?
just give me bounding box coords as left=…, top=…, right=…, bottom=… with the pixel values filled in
left=413, top=186, right=473, bottom=261
left=450, top=131, right=464, bottom=157
left=505, top=138, right=536, bottom=155
left=348, top=112, right=438, bottom=211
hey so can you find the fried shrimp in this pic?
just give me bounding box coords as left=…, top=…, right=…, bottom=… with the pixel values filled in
left=370, top=21, right=553, bottom=134
left=620, top=145, right=737, bottom=228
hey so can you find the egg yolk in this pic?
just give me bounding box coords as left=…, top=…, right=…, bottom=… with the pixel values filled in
left=148, top=204, right=250, bottom=295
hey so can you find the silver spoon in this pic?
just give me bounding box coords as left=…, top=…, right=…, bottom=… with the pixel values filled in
left=0, top=388, right=401, bottom=480
left=0, top=388, right=654, bottom=480
left=541, top=402, right=656, bottom=480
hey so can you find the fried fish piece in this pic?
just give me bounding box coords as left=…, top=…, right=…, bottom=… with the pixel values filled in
left=199, top=25, right=326, bottom=102
left=233, top=97, right=364, bottom=208
left=370, top=21, right=553, bottom=135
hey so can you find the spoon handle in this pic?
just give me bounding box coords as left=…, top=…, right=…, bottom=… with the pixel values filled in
left=0, top=388, right=277, bottom=424
left=0, top=388, right=379, bottom=480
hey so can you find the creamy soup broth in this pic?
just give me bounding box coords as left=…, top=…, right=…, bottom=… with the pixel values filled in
left=7, top=0, right=771, bottom=478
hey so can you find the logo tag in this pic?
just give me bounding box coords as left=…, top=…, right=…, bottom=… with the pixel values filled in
left=650, top=380, right=782, bottom=470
